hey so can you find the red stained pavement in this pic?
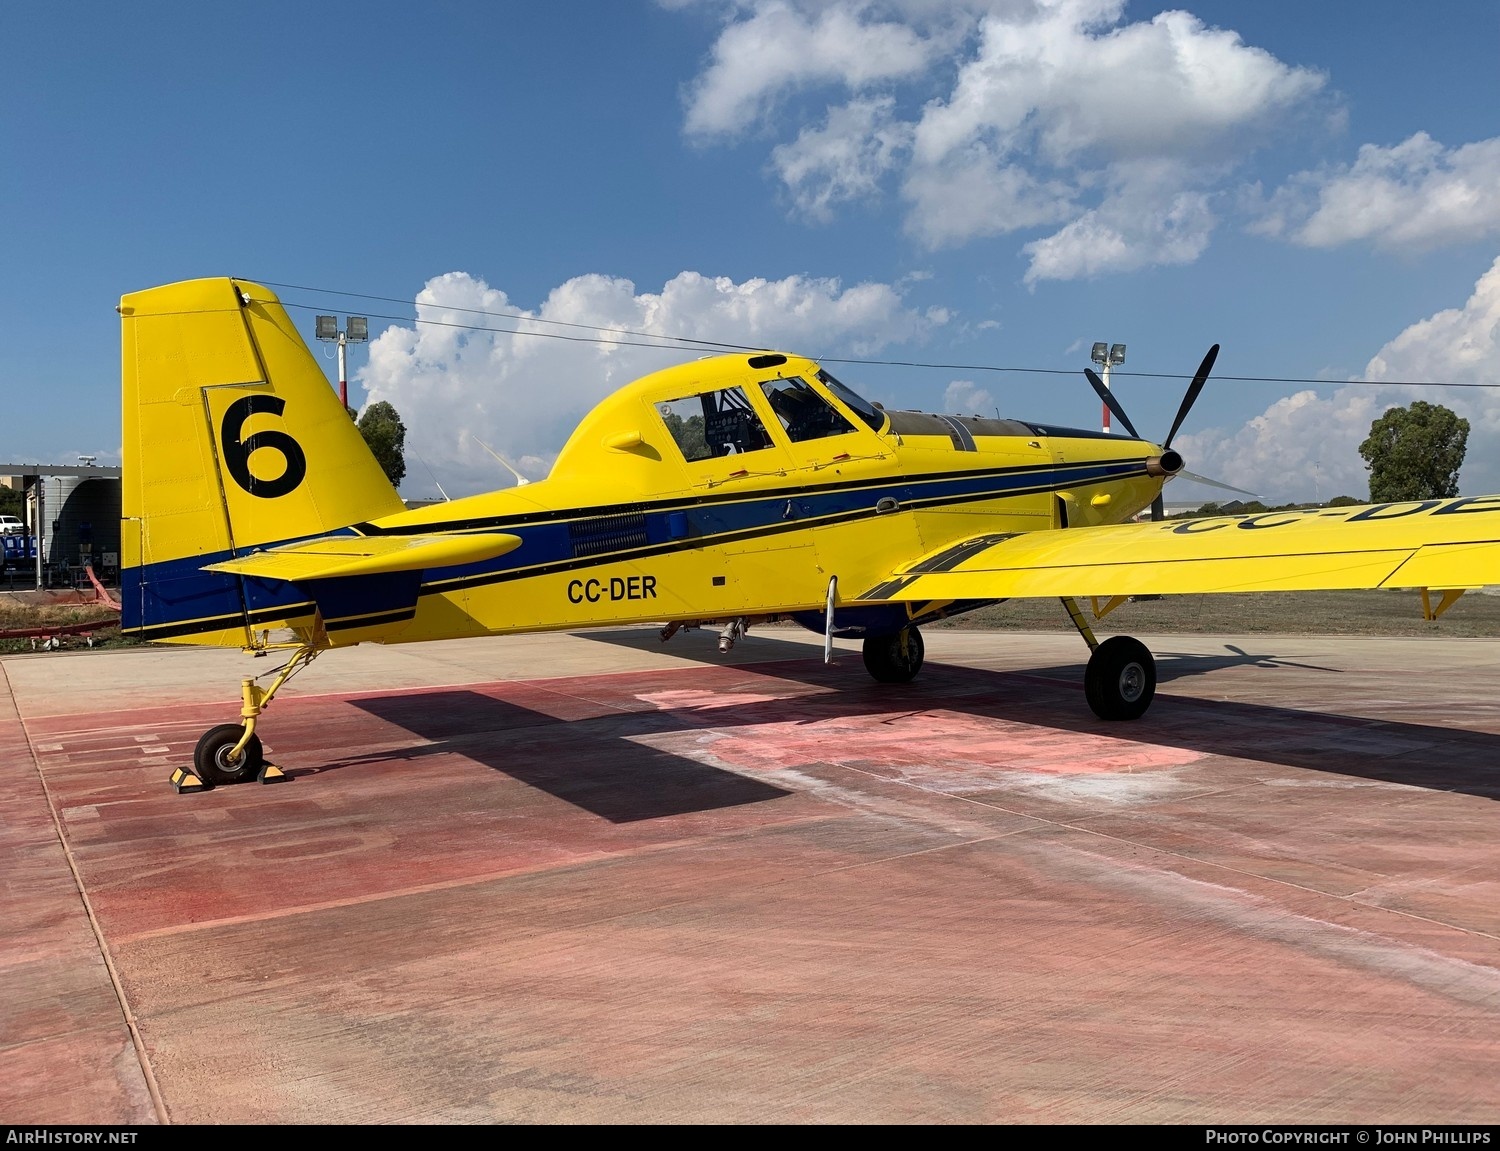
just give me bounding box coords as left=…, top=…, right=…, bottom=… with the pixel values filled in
left=2, top=627, right=1499, bottom=1123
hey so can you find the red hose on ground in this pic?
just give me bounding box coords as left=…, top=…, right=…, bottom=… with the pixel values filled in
left=85, top=564, right=122, bottom=610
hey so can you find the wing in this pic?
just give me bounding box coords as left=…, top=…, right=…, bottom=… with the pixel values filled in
left=858, top=496, right=1500, bottom=604
left=203, top=531, right=522, bottom=582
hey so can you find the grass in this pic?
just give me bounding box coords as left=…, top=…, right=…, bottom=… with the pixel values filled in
left=0, top=598, right=134, bottom=653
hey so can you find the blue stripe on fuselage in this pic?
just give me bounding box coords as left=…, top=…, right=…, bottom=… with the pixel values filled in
left=123, top=459, right=1149, bottom=636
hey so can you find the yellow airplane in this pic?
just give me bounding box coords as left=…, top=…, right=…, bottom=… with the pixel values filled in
left=120, top=277, right=1500, bottom=787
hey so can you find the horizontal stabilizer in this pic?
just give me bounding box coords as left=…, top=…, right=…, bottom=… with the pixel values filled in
left=203, top=532, right=522, bottom=582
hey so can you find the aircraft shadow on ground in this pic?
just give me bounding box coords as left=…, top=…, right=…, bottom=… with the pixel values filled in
left=340, top=690, right=792, bottom=823
left=315, top=627, right=1500, bottom=813
left=566, top=628, right=1500, bottom=802
left=569, top=624, right=1344, bottom=682
left=327, top=637, right=1500, bottom=818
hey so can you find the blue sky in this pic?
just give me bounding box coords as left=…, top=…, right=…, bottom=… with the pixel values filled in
left=3, top=0, right=1498, bottom=503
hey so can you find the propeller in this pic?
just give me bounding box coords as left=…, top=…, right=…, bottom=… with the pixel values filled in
left=1083, top=343, right=1243, bottom=521
left=1084, top=367, right=1140, bottom=440
left=1163, top=343, right=1218, bottom=449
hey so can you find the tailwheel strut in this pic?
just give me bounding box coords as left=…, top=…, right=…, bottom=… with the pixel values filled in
left=175, top=645, right=322, bottom=790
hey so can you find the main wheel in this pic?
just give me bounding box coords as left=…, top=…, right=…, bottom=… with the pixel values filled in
left=193, top=723, right=265, bottom=786
left=862, top=626, right=925, bottom=683
left=1084, top=636, right=1156, bottom=720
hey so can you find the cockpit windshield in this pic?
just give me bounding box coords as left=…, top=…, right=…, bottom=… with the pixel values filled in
left=816, top=369, right=886, bottom=432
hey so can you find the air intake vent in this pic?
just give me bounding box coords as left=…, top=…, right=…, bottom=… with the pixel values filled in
left=569, top=512, right=649, bottom=557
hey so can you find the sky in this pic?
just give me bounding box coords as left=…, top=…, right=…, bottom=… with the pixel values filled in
left=3, top=0, right=1499, bottom=504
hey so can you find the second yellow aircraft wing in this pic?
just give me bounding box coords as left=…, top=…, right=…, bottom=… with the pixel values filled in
left=859, top=496, right=1500, bottom=603
left=203, top=532, right=522, bottom=582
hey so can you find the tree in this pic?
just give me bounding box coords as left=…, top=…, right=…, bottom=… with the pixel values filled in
left=660, top=411, right=709, bottom=460
left=358, top=401, right=407, bottom=488
left=1358, top=401, right=1468, bottom=502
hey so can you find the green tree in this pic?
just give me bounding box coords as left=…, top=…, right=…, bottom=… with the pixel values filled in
left=358, top=401, right=407, bottom=488
left=660, top=411, right=709, bottom=461
left=1358, top=401, right=1468, bottom=502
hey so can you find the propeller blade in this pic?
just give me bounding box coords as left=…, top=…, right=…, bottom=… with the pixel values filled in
left=1173, top=468, right=1259, bottom=498
left=1084, top=367, right=1140, bottom=439
left=1163, top=343, right=1219, bottom=449
left=1151, top=494, right=1165, bottom=521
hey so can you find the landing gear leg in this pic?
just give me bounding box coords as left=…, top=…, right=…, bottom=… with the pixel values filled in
left=175, top=645, right=322, bottom=789
left=1060, top=597, right=1156, bottom=720
left=1059, top=596, right=1099, bottom=652
left=862, top=626, right=925, bottom=683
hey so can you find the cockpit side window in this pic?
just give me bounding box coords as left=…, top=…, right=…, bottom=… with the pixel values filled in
left=759, top=377, right=856, bottom=443
left=816, top=369, right=886, bottom=432
left=656, top=386, right=775, bottom=461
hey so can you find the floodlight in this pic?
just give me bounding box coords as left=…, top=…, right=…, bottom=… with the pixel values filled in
left=315, top=315, right=339, bottom=341
left=346, top=316, right=369, bottom=342
left=1091, top=342, right=1108, bottom=364
left=1109, top=343, right=1126, bottom=365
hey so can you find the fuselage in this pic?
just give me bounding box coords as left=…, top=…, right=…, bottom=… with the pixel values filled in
left=121, top=318, right=1173, bottom=649
left=335, top=353, right=1170, bottom=644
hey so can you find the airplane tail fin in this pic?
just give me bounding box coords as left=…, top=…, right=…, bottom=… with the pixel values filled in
left=120, top=277, right=406, bottom=644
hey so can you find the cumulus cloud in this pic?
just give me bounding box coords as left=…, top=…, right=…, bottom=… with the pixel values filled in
left=771, top=96, right=912, bottom=220
left=942, top=378, right=994, bottom=416
left=679, top=1, right=1325, bottom=278
left=682, top=1, right=937, bottom=138
left=357, top=269, right=940, bottom=498
left=1172, top=389, right=1385, bottom=505
left=1251, top=133, right=1500, bottom=252
left=1176, top=255, right=1500, bottom=502
left=1020, top=173, right=1214, bottom=283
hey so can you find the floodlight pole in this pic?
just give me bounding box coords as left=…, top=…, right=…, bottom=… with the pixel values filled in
left=315, top=315, right=369, bottom=411
left=1100, top=358, right=1112, bottom=434
left=1090, top=341, right=1126, bottom=434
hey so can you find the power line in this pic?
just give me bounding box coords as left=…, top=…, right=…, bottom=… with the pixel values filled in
left=257, top=279, right=1499, bottom=391
left=817, top=355, right=1499, bottom=390
left=259, top=279, right=768, bottom=354
left=278, top=301, right=758, bottom=358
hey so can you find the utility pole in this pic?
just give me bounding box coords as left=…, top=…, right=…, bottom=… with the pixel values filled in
left=315, top=315, right=369, bottom=410
left=1090, top=342, right=1126, bottom=434
left=33, top=479, right=42, bottom=591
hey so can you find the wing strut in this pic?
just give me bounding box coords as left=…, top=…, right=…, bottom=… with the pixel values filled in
left=1060, top=597, right=1099, bottom=651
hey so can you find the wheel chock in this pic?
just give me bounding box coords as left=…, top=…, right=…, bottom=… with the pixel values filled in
left=257, top=762, right=291, bottom=784
left=169, top=767, right=209, bottom=794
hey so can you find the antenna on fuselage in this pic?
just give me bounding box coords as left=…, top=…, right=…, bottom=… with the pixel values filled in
left=409, top=445, right=451, bottom=502
left=473, top=436, right=531, bottom=487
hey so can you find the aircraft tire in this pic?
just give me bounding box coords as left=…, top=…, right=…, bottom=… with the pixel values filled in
left=1084, top=636, right=1155, bottom=720
left=193, top=723, right=265, bottom=786
left=862, top=626, right=925, bottom=683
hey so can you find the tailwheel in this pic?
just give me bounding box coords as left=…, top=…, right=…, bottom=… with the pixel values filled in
left=1084, top=635, right=1156, bottom=720
left=862, top=626, right=925, bottom=683
left=193, top=723, right=265, bottom=786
